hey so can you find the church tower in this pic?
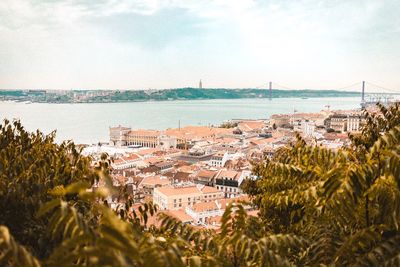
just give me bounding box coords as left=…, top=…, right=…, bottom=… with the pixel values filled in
left=199, top=79, right=202, bottom=89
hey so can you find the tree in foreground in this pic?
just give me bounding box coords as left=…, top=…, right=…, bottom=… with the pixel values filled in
left=0, top=120, right=98, bottom=259
left=246, top=103, right=400, bottom=265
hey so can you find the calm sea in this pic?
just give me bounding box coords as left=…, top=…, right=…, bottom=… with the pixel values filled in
left=0, top=97, right=362, bottom=144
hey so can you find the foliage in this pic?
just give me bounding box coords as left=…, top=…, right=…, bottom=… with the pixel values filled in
left=246, top=103, right=400, bottom=265
left=0, top=226, right=40, bottom=267
left=220, top=121, right=239, bottom=129
left=0, top=119, right=98, bottom=258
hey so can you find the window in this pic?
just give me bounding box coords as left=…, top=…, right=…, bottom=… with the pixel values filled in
left=179, top=203, right=182, bottom=207
left=179, top=198, right=182, bottom=202
left=174, top=204, right=177, bottom=208
left=174, top=199, right=176, bottom=203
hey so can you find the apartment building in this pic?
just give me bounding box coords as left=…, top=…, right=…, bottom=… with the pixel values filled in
left=347, top=115, right=364, bottom=132
left=215, top=170, right=251, bottom=198
left=153, top=184, right=223, bottom=210
left=209, top=151, right=229, bottom=167
left=326, top=114, right=364, bottom=133
left=193, top=170, right=217, bottom=186
left=138, top=175, right=171, bottom=195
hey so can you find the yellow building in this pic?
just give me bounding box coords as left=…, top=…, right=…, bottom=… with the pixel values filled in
left=125, top=129, right=160, bottom=148
left=153, top=184, right=223, bottom=210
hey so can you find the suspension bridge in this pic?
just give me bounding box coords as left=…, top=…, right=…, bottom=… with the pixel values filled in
left=254, top=81, right=400, bottom=108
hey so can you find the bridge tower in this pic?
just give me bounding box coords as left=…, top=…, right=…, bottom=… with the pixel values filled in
left=269, top=81, right=272, bottom=100
left=362, top=81, right=365, bottom=103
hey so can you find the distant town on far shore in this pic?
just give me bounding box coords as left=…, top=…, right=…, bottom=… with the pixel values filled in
left=0, top=87, right=360, bottom=104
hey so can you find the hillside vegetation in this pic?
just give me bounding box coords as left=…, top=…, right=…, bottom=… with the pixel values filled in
left=1, top=103, right=400, bottom=266
left=0, top=88, right=359, bottom=103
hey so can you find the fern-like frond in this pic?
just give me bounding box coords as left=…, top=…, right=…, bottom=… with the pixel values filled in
left=0, top=226, right=41, bottom=267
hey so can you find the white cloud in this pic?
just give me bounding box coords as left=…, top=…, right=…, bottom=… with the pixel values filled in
left=0, top=0, right=399, bottom=90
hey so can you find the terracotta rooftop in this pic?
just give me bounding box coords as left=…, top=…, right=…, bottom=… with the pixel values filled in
left=155, top=185, right=220, bottom=197
left=200, top=185, right=222, bottom=194
left=141, top=166, right=160, bottom=174
left=155, top=186, right=201, bottom=196
left=216, top=170, right=240, bottom=180
left=178, top=165, right=198, bottom=173
left=163, top=210, right=193, bottom=223
left=323, top=132, right=349, bottom=141
left=113, top=158, right=125, bottom=165
left=174, top=161, right=192, bottom=168
left=144, top=157, right=164, bottom=165
left=173, top=172, right=191, bottom=182
left=249, top=137, right=277, bottom=145
left=165, top=126, right=232, bottom=140
left=139, top=175, right=170, bottom=187
left=191, top=201, right=219, bottom=212
left=136, top=148, right=160, bottom=156
left=238, top=120, right=266, bottom=132
left=162, top=171, right=175, bottom=178
left=123, top=153, right=141, bottom=161
left=197, top=170, right=217, bottom=179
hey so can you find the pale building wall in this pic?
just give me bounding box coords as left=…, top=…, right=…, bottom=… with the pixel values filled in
left=153, top=187, right=224, bottom=210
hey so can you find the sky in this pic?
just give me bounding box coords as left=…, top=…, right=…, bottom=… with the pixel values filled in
left=0, top=0, right=399, bottom=91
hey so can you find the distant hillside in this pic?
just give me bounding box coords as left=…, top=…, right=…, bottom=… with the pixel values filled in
left=0, top=88, right=360, bottom=103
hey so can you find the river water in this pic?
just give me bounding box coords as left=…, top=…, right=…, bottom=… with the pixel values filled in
left=0, top=97, right=362, bottom=144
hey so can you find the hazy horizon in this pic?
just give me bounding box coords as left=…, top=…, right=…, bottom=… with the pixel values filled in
left=0, top=86, right=363, bottom=92
left=1, top=0, right=400, bottom=91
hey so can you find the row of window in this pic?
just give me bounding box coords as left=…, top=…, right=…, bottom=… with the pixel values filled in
left=216, top=186, right=238, bottom=192
left=172, top=194, right=219, bottom=204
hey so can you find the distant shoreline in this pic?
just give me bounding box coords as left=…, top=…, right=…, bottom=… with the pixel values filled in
left=0, top=87, right=361, bottom=104
left=0, top=94, right=361, bottom=105
left=0, top=95, right=363, bottom=144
